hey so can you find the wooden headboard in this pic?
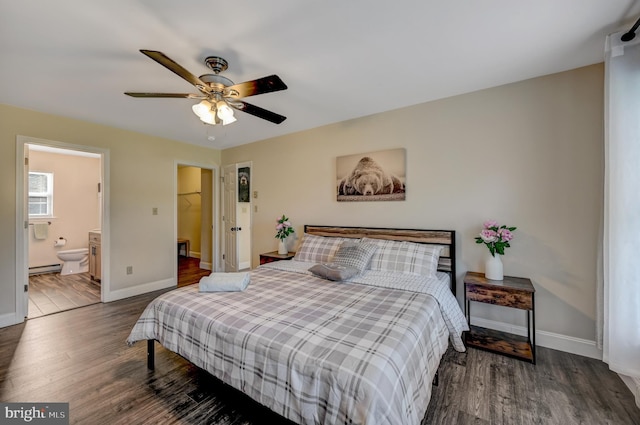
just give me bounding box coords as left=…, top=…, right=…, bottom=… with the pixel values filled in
left=304, top=225, right=457, bottom=295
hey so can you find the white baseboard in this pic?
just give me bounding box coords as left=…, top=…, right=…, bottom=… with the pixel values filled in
left=189, top=251, right=201, bottom=259
left=619, top=375, right=640, bottom=408
left=619, top=376, right=640, bottom=408
left=199, top=261, right=212, bottom=271
left=0, top=312, right=21, bottom=328
left=104, top=278, right=175, bottom=302
left=239, top=261, right=250, bottom=270
left=470, top=316, right=602, bottom=360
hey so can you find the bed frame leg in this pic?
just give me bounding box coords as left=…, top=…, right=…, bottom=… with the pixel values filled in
left=432, top=371, right=439, bottom=386
left=147, top=339, right=155, bottom=370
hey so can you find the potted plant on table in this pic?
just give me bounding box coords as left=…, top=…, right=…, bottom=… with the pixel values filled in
left=275, top=215, right=295, bottom=254
left=475, top=220, right=516, bottom=280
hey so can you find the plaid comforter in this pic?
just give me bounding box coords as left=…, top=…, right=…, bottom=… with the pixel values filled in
left=127, top=265, right=466, bottom=425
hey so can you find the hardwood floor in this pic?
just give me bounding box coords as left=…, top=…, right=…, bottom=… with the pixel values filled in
left=3, top=289, right=638, bottom=424
left=177, top=256, right=211, bottom=287
left=28, top=272, right=100, bottom=318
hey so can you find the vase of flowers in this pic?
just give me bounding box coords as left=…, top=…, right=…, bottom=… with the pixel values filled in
left=275, top=214, right=295, bottom=254
left=475, top=220, right=516, bottom=280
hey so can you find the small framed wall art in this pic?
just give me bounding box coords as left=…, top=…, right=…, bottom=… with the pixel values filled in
left=238, top=167, right=250, bottom=202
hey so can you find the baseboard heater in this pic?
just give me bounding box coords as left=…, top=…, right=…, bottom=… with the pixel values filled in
left=29, top=264, right=62, bottom=275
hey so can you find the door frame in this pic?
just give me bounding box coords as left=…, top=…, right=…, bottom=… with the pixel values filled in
left=174, top=160, right=220, bottom=281
left=15, top=135, right=110, bottom=324
left=222, top=162, right=253, bottom=271
left=236, top=161, right=253, bottom=270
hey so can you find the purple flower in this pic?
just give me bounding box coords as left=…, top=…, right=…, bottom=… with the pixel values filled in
left=475, top=221, right=517, bottom=257
left=480, top=229, right=498, bottom=243
left=498, top=228, right=513, bottom=242
left=275, top=214, right=295, bottom=240
left=483, top=220, right=498, bottom=229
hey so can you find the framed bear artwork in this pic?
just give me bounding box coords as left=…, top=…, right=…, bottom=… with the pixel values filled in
left=336, top=148, right=406, bottom=202
left=238, top=167, right=250, bottom=202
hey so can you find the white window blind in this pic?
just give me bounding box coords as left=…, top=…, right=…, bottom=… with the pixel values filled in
left=28, top=172, right=53, bottom=217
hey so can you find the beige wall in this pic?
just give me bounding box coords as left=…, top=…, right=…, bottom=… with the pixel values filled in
left=28, top=150, right=101, bottom=268
left=0, top=104, right=220, bottom=321
left=0, top=64, right=604, bottom=353
left=222, top=64, right=604, bottom=348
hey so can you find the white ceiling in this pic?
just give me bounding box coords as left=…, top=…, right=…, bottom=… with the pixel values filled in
left=1, top=1, right=638, bottom=149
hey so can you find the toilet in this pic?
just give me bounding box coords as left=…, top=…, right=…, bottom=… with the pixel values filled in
left=57, top=248, right=89, bottom=275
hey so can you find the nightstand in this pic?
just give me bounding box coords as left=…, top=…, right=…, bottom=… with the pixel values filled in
left=464, top=271, right=536, bottom=364
left=259, top=251, right=295, bottom=265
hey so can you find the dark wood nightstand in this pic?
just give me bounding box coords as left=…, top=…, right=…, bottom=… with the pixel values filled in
left=259, top=251, right=295, bottom=265
left=464, top=271, right=536, bottom=364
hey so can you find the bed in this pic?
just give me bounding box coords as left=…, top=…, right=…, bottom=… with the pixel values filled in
left=127, top=225, right=469, bottom=425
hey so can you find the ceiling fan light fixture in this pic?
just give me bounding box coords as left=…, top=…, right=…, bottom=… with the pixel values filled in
left=200, top=110, right=220, bottom=125
left=192, top=100, right=213, bottom=119
left=217, top=101, right=236, bottom=125
left=126, top=50, right=287, bottom=125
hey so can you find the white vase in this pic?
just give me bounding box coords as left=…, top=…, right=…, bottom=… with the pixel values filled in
left=278, top=239, right=288, bottom=255
left=485, top=254, right=503, bottom=280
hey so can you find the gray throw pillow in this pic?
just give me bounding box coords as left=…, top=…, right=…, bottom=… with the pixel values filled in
left=308, top=263, right=360, bottom=282
left=332, top=241, right=378, bottom=272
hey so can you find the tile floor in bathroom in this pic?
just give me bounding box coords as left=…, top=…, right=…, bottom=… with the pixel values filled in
left=28, top=272, right=100, bottom=318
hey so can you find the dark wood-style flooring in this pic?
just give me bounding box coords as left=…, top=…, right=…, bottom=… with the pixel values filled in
left=4, top=287, right=638, bottom=423
left=177, top=256, right=211, bottom=287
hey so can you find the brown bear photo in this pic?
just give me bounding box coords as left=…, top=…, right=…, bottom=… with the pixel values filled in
left=336, top=149, right=406, bottom=202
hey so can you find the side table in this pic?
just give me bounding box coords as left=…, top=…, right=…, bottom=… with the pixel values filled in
left=464, top=271, right=536, bottom=364
left=259, top=251, right=295, bottom=265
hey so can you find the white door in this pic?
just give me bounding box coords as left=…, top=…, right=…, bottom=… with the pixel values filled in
left=223, top=164, right=238, bottom=272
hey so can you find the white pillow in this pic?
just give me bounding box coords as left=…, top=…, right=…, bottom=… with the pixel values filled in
left=362, top=237, right=443, bottom=277
left=293, top=234, right=350, bottom=263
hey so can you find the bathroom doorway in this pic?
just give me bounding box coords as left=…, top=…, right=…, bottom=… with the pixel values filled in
left=176, top=162, right=218, bottom=287
left=16, top=137, right=107, bottom=320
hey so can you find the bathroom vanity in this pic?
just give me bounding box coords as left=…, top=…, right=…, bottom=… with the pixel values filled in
left=89, top=230, right=101, bottom=282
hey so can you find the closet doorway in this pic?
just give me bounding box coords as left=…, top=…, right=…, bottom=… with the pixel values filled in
left=176, top=163, right=218, bottom=287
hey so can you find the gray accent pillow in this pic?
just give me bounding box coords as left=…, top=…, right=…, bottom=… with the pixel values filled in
left=308, top=263, right=360, bottom=282
left=332, top=241, right=378, bottom=272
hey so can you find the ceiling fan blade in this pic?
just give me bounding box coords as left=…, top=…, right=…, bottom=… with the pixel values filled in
left=140, top=50, right=210, bottom=94
left=233, top=101, right=286, bottom=124
left=225, top=75, right=287, bottom=98
left=124, top=92, right=204, bottom=99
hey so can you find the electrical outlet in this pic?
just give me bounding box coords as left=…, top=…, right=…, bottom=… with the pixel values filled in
left=254, top=205, right=258, bottom=213
left=126, top=266, right=133, bottom=275
left=152, top=207, right=158, bottom=215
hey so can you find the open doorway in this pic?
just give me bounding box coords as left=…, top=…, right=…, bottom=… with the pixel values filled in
left=176, top=163, right=218, bottom=287
left=15, top=136, right=109, bottom=321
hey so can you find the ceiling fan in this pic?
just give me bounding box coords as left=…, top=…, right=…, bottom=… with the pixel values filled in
left=125, top=50, right=288, bottom=126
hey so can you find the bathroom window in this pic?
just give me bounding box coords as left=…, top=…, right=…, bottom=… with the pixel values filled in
left=28, top=172, right=54, bottom=217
